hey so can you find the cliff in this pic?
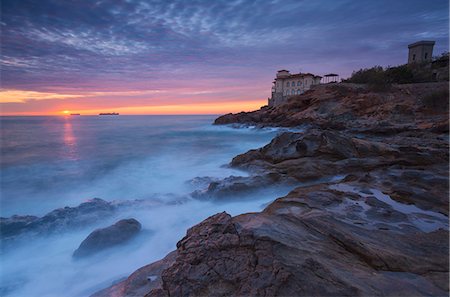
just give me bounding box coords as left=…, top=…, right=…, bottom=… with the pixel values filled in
left=215, top=82, right=449, bottom=133
left=94, top=82, right=449, bottom=297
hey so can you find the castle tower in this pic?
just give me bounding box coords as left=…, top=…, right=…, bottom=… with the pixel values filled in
left=408, top=41, right=435, bottom=64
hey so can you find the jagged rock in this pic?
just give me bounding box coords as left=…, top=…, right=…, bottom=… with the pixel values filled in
left=213, top=112, right=258, bottom=125
left=0, top=215, right=39, bottom=238
left=0, top=198, right=116, bottom=242
left=144, top=185, right=448, bottom=296
left=1, top=198, right=167, bottom=249
left=191, top=173, right=292, bottom=199
left=95, top=182, right=448, bottom=297
left=232, top=130, right=400, bottom=167
left=93, top=81, right=449, bottom=297
left=91, top=251, right=177, bottom=297
left=73, top=218, right=142, bottom=258
left=186, top=176, right=220, bottom=188
left=214, top=82, right=449, bottom=132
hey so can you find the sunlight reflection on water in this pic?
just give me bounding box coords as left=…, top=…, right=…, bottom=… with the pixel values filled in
left=63, top=117, right=78, bottom=161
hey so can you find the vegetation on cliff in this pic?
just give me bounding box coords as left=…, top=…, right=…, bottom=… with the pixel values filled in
left=343, top=52, right=449, bottom=91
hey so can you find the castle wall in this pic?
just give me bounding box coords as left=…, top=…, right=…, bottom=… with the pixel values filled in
left=408, top=44, right=434, bottom=64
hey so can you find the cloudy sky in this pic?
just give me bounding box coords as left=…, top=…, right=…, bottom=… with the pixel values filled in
left=1, top=0, right=448, bottom=115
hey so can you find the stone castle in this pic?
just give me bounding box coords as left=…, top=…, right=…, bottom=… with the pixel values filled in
left=268, top=40, right=445, bottom=107
left=407, top=40, right=434, bottom=64
left=268, top=70, right=322, bottom=107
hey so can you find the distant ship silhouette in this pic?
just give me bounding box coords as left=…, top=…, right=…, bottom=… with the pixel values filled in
left=99, top=112, right=119, bottom=115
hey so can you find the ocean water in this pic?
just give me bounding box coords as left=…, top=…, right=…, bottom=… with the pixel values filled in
left=0, top=115, right=290, bottom=297
left=0, top=115, right=282, bottom=216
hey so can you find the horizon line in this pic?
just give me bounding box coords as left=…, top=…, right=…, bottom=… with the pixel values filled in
left=0, top=113, right=226, bottom=116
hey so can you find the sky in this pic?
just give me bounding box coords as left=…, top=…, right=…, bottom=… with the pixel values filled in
left=1, top=0, right=448, bottom=115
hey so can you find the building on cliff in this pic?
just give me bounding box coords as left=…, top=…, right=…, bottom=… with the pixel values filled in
left=408, top=40, right=435, bottom=64
left=407, top=40, right=448, bottom=81
left=268, top=70, right=322, bottom=107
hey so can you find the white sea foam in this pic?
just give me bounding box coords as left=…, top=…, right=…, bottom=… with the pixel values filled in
left=0, top=115, right=290, bottom=297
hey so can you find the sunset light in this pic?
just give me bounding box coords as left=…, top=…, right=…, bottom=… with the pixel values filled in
left=1, top=1, right=449, bottom=297
left=2, top=1, right=447, bottom=116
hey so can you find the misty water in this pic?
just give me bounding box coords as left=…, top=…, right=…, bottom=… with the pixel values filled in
left=0, top=115, right=291, bottom=297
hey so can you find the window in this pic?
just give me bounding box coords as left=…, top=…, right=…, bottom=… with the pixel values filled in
left=297, top=81, right=300, bottom=86
left=291, top=90, right=295, bottom=95
left=413, top=54, right=416, bottom=61
left=286, top=82, right=290, bottom=87
left=425, top=53, right=428, bottom=59
left=297, top=89, right=301, bottom=95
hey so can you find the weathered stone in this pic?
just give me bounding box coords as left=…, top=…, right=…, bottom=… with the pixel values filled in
left=146, top=186, right=448, bottom=296
left=73, top=218, right=142, bottom=258
left=94, top=82, right=449, bottom=296
left=0, top=198, right=118, bottom=247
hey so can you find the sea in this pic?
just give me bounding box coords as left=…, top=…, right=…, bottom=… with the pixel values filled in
left=0, top=115, right=291, bottom=297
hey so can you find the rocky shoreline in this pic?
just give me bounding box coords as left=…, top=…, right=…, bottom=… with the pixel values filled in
left=99, top=82, right=448, bottom=296
left=3, top=82, right=449, bottom=296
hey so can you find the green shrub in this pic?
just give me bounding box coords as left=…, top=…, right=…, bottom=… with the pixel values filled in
left=345, top=62, right=438, bottom=86
left=385, top=65, right=414, bottom=84
left=347, top=66, right=384, bottom=84
left=345, top=66, right=392, bottom=91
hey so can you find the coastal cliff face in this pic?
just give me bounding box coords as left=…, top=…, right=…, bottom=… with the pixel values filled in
left=94, top=82, right=449, bottom=297
left=215, top=82, right=449, bottom=133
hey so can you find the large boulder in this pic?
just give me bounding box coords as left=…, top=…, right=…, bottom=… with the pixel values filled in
left=73, top=218, right=142, bottom=258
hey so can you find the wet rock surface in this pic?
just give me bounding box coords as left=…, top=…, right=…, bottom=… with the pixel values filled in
left=0, top=198, right=116, bottom=242
left=73, top=218, right=142, bottom=258
left=191, top=173, right=295, bottom=199
left=105, top=187, right=448, bottom=296
left=92, top=82, right=450, bottom=296
left=91, top=251, right=177, bottom=297
left=0, top=198, right=163, bottom=250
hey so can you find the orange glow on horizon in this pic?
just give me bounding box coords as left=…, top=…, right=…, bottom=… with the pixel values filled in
left=1, top=99, right=266, bottom=116
left=0, top=90, right=84, bottom=103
